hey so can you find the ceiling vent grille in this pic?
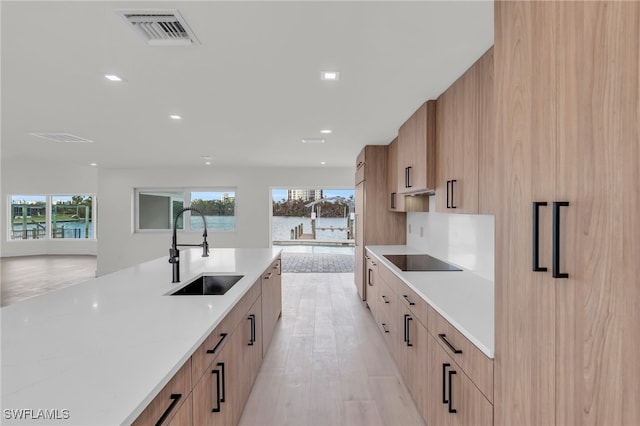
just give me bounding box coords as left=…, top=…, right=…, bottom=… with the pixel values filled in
left=116, top=9, right=200, bottom=46
left=29, top=133, right=94, bottom=143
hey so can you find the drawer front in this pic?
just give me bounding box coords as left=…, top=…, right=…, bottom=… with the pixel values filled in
left=192, top=278, right=261, bottom=379
left=377, top=261, right=400, bottom=295
left=397, top=281, right=429, bottom=329
left=428, top=305, right=493, bottom=402
left=132, top=359, right=192, bottom=426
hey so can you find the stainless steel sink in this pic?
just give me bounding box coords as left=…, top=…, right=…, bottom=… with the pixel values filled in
left=169, top=274, right=244, bottom=296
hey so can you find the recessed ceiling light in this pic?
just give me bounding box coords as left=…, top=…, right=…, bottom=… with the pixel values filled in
left=205, top=161, right=212, bottom=166
left=104, top=74, right=124, bottom=82
left=320, top=161, right=326, bottom=165
left=320, top=71, right=340, bottom=81
left=320, top=129, right=332, bottom=134
left=89, top=162, right=97, bottom=167
left=169, top=115, right=183, bottom=120
left=302, top=138, right=325, bottom=144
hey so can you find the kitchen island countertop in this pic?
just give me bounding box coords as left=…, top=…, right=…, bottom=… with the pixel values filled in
left=1, top=247, right=281, bottom=425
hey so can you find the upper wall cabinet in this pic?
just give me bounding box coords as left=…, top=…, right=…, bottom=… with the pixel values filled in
left=397, top=101, right=437, bottom=195
left=435, top=47, right=494, bottom=214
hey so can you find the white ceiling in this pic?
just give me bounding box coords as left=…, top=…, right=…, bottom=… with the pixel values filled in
left=1, top=1, right=494, bottom=170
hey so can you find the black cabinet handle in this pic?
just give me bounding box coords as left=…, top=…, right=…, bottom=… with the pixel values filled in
left=402, top=294, right=415, bottom=306
left=552, top=201, right=570, bottom=279
left=381, top=323, right=389, bottom=333
left=155, top=393, right=182, bottom=426
left=211, top=369, right=221, bottom=413
left=391, top=192, right=396, bottom=209
left=407, top=166, right=413, bottom=188
left=380, top=295, right=390, bottom=304
left=448, top=370, right=457, bottom=413
left=367, top=268, right=373, bottom=286
left=438, top=333, right=462, bottom=354
left=532, top=202, right=548, bottom=272
left=217, top=362, right=226, bottom=403
left=248, top=314, right=256, bottom=346
left=264, top=272, right=273, bottom=280
left=206, top=333, right=228, bottom=354
left=446, top=180, right=451, bottom=208
left=442, top=363, right=450, bottom=404
left=450, top=179, right=457, bottom=208
left=405, top=167, right=409, bottom=188
left=404, top=314, right=413, bottom=347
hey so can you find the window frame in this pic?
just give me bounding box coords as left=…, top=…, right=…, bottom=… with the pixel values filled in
left=134, top=187, right=237, bottom=234
left=7, top=194, right=97, bottom=242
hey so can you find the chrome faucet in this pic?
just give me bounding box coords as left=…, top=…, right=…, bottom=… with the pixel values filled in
left=169, top=207, right=209, bottom=283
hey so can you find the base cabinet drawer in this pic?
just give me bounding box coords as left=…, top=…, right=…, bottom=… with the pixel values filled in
left=132, top=360, right=192, bottom=426
left=427, top=332, right=493, bottom=426
left=166, top=393, right=193, bottom=426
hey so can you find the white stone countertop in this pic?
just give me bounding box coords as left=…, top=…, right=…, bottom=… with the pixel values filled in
left=1, top=247, right=281, bottom=425
left=366, top=245, right=494, bottom=359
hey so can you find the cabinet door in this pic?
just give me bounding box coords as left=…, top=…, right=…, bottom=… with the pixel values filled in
left=241, top=296, right=263, bottom=404
left=387, top=138, right=405, bottom=212
left=494, top=2, right=558, bottom=425
left=555, top=2, right=640, bottom=424
left=192, top=329, right=242, bottom=426
left=354, top=181, right=365, bottom=300
left=262, top=261, right=281, bottom=356
left=429, top=333, right=492, bottom=426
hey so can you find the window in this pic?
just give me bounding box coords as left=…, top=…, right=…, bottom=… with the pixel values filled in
left=135, top=189, right=236, bottom=232
left=9, top=194, right=96, bottom=241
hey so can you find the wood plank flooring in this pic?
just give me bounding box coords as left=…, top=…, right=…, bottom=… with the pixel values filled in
left=239, top=273, right=425, bottom=426
left=0, top=255, right=97, bottom=306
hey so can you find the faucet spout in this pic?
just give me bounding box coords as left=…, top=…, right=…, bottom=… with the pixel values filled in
left=169, top=207, right=210, bottom=283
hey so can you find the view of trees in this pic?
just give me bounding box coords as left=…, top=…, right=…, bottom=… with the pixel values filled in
left=191, top=198, right=235, bottom=216
left=272, top=196, right=353, bottom=217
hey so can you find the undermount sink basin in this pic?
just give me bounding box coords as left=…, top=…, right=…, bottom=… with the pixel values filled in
left=170, top=274, right=244, bottom=296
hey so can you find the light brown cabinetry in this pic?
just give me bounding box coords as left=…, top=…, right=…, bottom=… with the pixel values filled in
left=354, top=146, right=406, bottom=301
left=374, top=258, right=493, bottom=426
left=397, top=101, right=436, bottom=195
left=132, top=360, right=192, bottom=426
left=494, top=2, right=640, bottom=424
left=261, top=257, right=282, bottom=356
left=427, top=332, right=493, bottom=426
left=435, top=47, right=494, bottom=214
left=386, top=138, right=405, bottom=212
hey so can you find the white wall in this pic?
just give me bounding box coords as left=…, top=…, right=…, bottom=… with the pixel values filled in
left=1, top=160, right=98, bottom=257
left=407, top=196, right=494, bottom=281
left=97, top=165, right=353, bottom=275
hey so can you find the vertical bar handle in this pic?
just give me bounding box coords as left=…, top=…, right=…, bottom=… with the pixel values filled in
left=368, top=268, right=373, bottom=286
left=406, top=166, right=413, bottom=188
left=448, top=370, right=457, bottom=413
left=217, top=362, right=226, bottom=403
left=532, top=202, right=548, bottom=271
left=404, top=314, right=413, bottom=347
left=248, top=314, right=256, bottom=346
left=450, top=179, right=457, bottom=208
left=446, top=180, right=451, bottom=208
left=391, top=192, right=396, bottom=209
left=552, top=201, right=570, bottom=279
left=211, top=369, right=221, bottom=413
left=442, top=363, right=450, bottom=404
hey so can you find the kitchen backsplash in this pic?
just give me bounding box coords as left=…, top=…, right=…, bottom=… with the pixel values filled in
left=406, top=197, right=494, bottom=281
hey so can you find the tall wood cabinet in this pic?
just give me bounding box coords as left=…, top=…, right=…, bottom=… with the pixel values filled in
left=494, top=2, right=640, bottom=424
left=355, top=145, right=406, bottom=301
left=435, top=47, right=494, bottom=214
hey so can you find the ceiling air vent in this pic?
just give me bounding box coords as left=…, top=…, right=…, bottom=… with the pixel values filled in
left=116, top=9, right=200, bottom=46
left=29, top=133, right=93, bottom=143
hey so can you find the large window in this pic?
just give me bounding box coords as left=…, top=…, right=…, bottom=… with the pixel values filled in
left=9, top=194, right=95, bottom=241
left=136, top=189, right=236, bottom=232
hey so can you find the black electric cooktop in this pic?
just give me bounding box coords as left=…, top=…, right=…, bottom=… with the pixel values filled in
left=383, top=254, right=462, bottom=272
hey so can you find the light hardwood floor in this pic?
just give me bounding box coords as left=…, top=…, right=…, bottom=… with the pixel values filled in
left=239, top=273, right=425, bottom=426
left=1, top=255, right=97, bottom=306
left=1, top=257, right=424, bottom=425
